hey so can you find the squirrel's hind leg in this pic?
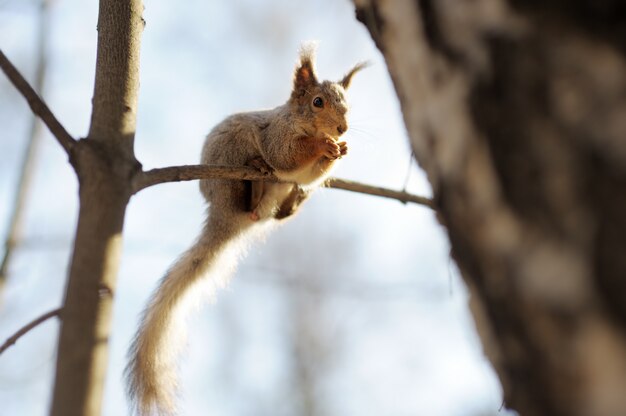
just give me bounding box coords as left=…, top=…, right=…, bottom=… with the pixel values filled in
left=275, top=186, right=310, bottom=220
left=249, top=181, right=264, bottom=221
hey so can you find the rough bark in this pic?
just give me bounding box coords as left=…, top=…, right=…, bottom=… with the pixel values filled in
left=50, top=0, right=143, bottom=415
left=354, top=1, right=626, bottom=416
left=87, top=0, right=144, bottom=159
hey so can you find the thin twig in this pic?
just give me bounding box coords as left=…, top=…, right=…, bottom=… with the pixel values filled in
left=0, top=307, right=62, bottom=355
left=133, top=164, right=434, bottom=208
left=0, top=48, right=76, bottom=154
left=325, top=177, right=434, bottom=208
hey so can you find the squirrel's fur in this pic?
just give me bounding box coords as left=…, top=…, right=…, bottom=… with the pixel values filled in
left=125, top=43, right=366, bottom=415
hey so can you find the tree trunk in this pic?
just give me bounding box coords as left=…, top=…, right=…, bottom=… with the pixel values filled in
left=354, top=1, right=626, bottom=415
left=0, top=0, right=50, bottom=300
left=50, top=1, right=143, bottom=415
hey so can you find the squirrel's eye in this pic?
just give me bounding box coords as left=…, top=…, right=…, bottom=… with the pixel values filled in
left=313, top=97, right=324, bottom=108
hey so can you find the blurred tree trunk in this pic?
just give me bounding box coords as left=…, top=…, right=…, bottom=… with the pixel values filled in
left=354, top=1, right=626, bottom=416
left=50, top=0, right=143, bottom=415
left=0, top=0, right=49, bottom=302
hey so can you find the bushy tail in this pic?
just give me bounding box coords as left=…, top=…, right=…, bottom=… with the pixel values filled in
left=126, top=215, right=251, bottom=415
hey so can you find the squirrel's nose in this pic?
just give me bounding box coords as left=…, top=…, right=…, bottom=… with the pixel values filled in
left=337, top=124, right=347, bottom=135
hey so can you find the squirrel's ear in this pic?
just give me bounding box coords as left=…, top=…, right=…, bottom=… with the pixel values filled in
left=339, top=61, right=370, bottom=89
left=292, top=43, right=319, bottom=96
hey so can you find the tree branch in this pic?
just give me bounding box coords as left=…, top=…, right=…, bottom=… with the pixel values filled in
left=0, top=49, right=76, bottom=154
left=325, top=177, right=434, bottom=208
left=132, top=164, right=275, bottom=193
left=0, top=307, right=62, bottom=355
left=133, top=164, right=434, bottom=208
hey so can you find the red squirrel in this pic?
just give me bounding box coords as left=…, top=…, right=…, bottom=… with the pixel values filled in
left=126, top=43, right=366, bottom=415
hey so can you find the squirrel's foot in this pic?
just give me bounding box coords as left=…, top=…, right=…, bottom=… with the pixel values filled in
left=249, top=211, right=260, bottom=221
left=247, top=156, right=273, bottom=176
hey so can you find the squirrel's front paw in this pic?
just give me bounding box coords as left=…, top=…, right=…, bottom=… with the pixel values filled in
left=337, top=141, right=348, bottom=158
left=318, top=137, right=342, bottom=160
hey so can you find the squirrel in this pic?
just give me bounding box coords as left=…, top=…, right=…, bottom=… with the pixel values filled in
left=125, top=43, right=367, bottom=415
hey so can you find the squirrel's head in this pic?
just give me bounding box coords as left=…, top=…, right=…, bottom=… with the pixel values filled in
left=289, top=43, right=368, bottom=139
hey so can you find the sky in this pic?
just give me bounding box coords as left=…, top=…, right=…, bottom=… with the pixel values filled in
left=0, top=1, right=512, bottom=415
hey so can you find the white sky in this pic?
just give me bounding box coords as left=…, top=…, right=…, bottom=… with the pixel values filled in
left=0, top=1, right=513, bottom=415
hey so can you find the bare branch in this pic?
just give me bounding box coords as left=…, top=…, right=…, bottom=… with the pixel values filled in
left=0, top=49, right=76, bottom=154
left=133, top=164, right=434, bottom=208
left=0, top=307, right=62, bottom=355
left=132, top=165, right=276, bottom=193
left=325, top=177, right=434, bottom=208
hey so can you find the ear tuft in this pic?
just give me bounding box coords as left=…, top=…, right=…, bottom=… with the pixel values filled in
left=298, top=41, right=318, bottom=65
left=292, top=41, right=319, bottom=97
left=339, top=61, right=370, bottom=89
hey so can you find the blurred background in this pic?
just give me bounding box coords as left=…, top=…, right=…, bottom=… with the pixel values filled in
left=0, top=0, right=511, bottom=415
